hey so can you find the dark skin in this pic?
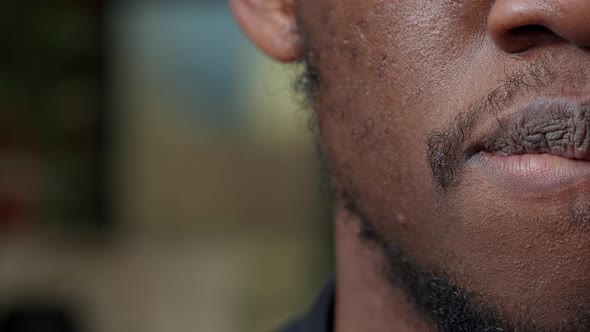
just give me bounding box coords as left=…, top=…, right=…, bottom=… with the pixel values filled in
left=231, top=0, right=590, bottom=330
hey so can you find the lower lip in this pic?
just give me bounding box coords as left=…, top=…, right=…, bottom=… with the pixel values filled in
left=473, top=152, right=590, bottom=191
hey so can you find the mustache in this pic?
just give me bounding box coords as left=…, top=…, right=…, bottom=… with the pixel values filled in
left=426, top=57, right=555, bottom=188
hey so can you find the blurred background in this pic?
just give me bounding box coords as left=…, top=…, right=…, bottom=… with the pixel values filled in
left=0, top=1, right=333, bottom=332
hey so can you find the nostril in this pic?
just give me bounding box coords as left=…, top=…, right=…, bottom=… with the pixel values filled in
left=507, top=24, right=561, bottom=43
left=498, top=24, right=564, bottom=53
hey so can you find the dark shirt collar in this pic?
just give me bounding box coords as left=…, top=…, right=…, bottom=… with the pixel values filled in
left=278, top=279, right=335, bottom=332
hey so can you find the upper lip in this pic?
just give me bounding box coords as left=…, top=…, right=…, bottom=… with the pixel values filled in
left=475, top=98, right=590, bottom=161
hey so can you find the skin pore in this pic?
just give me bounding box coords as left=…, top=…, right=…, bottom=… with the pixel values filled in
left=231, top=0, right=590, bottom=331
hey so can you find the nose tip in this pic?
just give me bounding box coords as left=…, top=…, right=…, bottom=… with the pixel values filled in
left=488, top=0, right=590, bottom=54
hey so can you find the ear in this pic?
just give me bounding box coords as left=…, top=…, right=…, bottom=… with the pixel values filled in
left=230, top=0, right=302, bottom=62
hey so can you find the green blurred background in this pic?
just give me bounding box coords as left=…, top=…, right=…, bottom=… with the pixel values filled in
left=0, top=1, right=333, bottom=331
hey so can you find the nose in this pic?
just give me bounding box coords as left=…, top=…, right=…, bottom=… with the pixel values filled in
left=488, top=0, right=590, bottom=54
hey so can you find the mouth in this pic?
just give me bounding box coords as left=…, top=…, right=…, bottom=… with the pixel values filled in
left=469, top=98, right=590, bottom=190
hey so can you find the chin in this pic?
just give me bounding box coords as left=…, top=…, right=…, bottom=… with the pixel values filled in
left=434, top=166, right=590, bottom=330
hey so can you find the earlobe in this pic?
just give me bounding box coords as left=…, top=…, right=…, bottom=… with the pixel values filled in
left=230, top=0, right=303, bottom=62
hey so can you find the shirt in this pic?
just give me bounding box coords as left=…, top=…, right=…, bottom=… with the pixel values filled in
left=277, top=280, right=335, bottom=332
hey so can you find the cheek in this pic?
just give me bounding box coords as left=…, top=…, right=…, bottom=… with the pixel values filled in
left=308, top=0, right=488, bottom=245
left=310, top=0, right=490, bottom=167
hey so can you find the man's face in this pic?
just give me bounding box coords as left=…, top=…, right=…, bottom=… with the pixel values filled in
left=295, top=0, right=590, bottom=329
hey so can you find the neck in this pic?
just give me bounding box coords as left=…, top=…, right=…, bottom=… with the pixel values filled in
left=333, top=202, right=433, bottom=332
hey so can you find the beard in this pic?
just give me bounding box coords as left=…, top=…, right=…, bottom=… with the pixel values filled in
left=354, top=208, right=590, bottom=332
